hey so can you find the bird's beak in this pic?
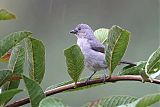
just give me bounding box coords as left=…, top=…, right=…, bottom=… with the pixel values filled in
left=70, top=29, right=78, bottom=34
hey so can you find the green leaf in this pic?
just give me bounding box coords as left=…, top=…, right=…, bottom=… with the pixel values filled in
left=25, top=37, right=45, bottom=83
left=1, top=47, right=24, bottom=104
left=0, top=70, right=12, bottom=86
left=94, top=28, right=109, bottom=44
left=1, top=46, right=25, bottom=104
left=105, top=25, right=130, bottom=76
left=0, top=9, right=16, bottom=20
left=82, top=95, right=137, bottom=107
left=136, top=93, right=160, bottom=107
left=45, top=75, right=105, bottom=92
left=0, top=89, right=22, bottom=105
left=7, top=45, right=25, bottom=90
left=23, top=75, right=45, bottom=107
left=119, top=61, right=146, bottom=75
left=145, top=47, right=160, bottom=78
left=122, top=64, right=135, bottom=71
left=64, top=45, right=84, bottom=83
left=39, top=97, right=67, bottom=107
left=0, top=31, right=32, bottom=57
left=118, top=93, right=160, bottom=107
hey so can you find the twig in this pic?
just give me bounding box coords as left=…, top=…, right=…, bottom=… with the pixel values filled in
left=5, top=75, right=160, bottom=107
left=120, top=61, right=136, bottom=66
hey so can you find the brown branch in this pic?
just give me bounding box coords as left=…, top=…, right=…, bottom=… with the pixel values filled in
left=6, top=75, right=160, bottom=107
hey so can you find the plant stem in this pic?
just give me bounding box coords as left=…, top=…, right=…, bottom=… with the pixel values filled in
left=120, top=61, right=136, bottom=66
left=5, top=75, right=160, bottom=107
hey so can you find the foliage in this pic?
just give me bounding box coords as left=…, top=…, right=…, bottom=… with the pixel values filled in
left=25, top=37, right=45, bottom=83
left=0, top=9, right=16, bottom=20
left=64, top=45, right=84, bottom=83
left=0, top=9, right=159, bottom=107
left=0, top=89, right=22, bottom=106
left=94, top=28, right=109, bottom=44
left=82, top=95, right=137, bottom=107
left=39, top=97, right=67, bottom=107
left=0, top=9, right=46, bottom=106
left=145, top=47, right=160, bottom=79
left=23, top=76, right=45, bottom=107
left=118, top=93, right=160, bottom=107
left=105, top=25, right=130, bottom=77
left=119, top=61, right=146, bottom=75
left=0, top=70, right=12, bottom=86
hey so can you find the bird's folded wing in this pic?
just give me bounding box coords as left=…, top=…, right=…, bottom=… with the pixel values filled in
left=89, top=40, right=105, bottom=53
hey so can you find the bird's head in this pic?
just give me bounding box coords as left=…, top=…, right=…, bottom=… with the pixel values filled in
left=70, top=24, right=94, bottom=39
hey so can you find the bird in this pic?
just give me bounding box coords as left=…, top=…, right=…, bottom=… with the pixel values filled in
left=70, top=24, right=135, bottom=82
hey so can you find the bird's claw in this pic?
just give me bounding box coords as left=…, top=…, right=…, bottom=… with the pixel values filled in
left=85, top=78, right=91, bottom=85
left=85, top=71, right=97, bottom=85
left=101, top=74, right=111, bottom=83
left=101, top=74, right=106, bottom=83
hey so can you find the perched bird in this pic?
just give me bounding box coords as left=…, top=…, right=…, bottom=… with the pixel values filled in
left=70, top=24, right=135, bottom=82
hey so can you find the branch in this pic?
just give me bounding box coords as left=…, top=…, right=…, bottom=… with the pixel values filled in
left=6, top=75, right=160, bottom=107
left=120, top=61, right=136, bottom=66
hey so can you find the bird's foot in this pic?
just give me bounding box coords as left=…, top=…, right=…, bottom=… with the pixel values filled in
left=85, top=71, right=97, bottom=85
left=101, top=74, right=106, bottom=83
left=85, top=78, right=91, bottom=85
left=101, top=68, right=110, bottom=83
left=101, top=74, right=111, bottom=83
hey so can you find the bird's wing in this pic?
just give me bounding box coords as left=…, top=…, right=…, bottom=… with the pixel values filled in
left=88, top=40, right=105, bottom=53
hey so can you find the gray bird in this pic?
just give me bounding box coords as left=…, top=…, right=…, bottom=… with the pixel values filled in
left=70, top=24, right=135, bottom=82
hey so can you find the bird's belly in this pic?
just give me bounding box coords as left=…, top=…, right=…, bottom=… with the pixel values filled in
left=84, top=51, right=107, bottom=71
left=77, top=38, right=107, bottom=71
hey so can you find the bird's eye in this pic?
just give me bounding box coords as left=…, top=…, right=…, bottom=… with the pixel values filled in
left=78, top=28, right=81, bottom=30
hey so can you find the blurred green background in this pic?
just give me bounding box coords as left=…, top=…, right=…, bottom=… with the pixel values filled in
left=0, top=0, right=159, bottom=107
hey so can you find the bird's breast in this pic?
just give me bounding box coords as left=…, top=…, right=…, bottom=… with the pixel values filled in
left=77, top=38, right=90, bottom=51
